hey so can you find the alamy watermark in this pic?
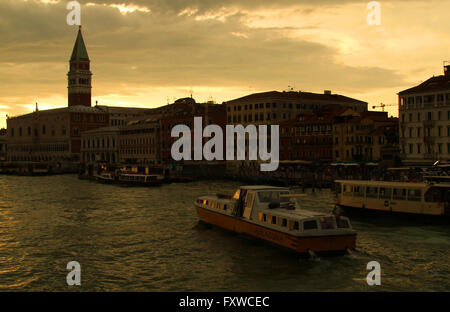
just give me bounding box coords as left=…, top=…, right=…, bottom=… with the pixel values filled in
left=67, top=261, right=81, bottom=286
left=171, top=117, right=279, bottom=172
left=66, top=1, right=81, bottom=26
left=366, top=261, right=381, bottom=286
left=367, top=1, right=381, bottom=26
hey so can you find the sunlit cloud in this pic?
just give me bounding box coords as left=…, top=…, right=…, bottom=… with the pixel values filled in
left=86, top=2, right=151, bottom=15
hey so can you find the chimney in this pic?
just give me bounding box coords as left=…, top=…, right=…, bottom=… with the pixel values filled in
left=324, top=90, right=332, bottom=95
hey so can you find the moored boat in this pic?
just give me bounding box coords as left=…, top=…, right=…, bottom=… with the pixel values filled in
left=334, top=180, right=450, bottom=216
left=117, top=173, right=163, bottom=186
left=93, top=172, right=115, bottom=184
left=194, top=185, right=356, bottom=254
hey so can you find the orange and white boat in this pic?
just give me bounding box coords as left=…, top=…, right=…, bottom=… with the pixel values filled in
left=194, top=186, right=357, bottom=254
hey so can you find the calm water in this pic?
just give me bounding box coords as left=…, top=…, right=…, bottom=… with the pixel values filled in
left=0, top=175, right=448, bottom=291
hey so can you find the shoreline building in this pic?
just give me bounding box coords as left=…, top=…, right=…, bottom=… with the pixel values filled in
left=399, top=63, right=450, bottom=165
left=280, top=107, right=353, bottom=162
left=6, top=27, right=148, bottom=172
left=0, top=128, right=6, bottom=163
left=333, top=111, right=399, bottom=164
left=225, top=90, right=368, bottom=126
left=224, top=90, right=368, bottom=176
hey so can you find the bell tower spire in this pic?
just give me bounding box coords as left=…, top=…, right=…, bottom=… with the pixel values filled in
left=67, top=26, right=92, bottom=107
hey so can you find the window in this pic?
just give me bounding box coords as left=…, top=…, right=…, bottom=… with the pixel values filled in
left=393, top=189, right=406, bottom=200
left=271, top=216, right=277, bottom=225
left=337, top=218, right=349, bottom=229
left=407, top=189, right=421, bottom=201
left=293, top=221, right=299, bottom=230
left=282, top=218, right=287, bottom=227
left=379, top=188, right=392, bottom=200
left=303, top=220, right=318, bottom=230
left=319, top=217, right=335, bottom=230
left=366, top=186, right=378, bottom=198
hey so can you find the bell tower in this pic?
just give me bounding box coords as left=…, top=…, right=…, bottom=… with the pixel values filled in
left=68, top=26, right=92, bottom=107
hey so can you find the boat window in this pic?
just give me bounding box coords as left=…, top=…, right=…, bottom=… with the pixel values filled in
left=335, top=182, right=342, bottom=194
left=366, top=187, right=378, bottom=199
left=271, top=216, right=277, bottom=225
left=407, top=189, right=421, bottom=201
left=282, top=218, right=287, bottom=227
left=425, top=187, right=445, bottom=202
left=319, top=217, right=335, bottom=230
left=380, top=188, right=392, bottom=200
left=393, top=189, right=406, bottom=200
left=353, top=186, right=364, bottom=197
left=303, top=220, right=318, bottom=230
left=233, top=189, right=240, bottom=200
left=337, top=218, right=350, bottom=229
left=343, top=185, right=353, bottom=196
left=259, top=191, right=281, bottom=203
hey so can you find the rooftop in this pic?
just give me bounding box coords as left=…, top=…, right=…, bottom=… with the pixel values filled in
left=225, top=91, right=367, bottom=104
left=399, top=74, right=450, bottom=95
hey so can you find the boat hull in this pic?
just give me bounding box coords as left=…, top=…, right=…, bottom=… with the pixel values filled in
left=196, top=205, right=356, bottom=253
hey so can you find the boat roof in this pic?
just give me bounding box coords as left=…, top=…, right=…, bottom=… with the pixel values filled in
left=240, top=185, right=289, bottom=191
left=335, top=180, right=426, bottom=187
left=262, top=208, right=327, bottom=218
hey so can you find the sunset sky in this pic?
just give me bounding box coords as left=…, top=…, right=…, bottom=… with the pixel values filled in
left=1, top=0, right=450, bottom=128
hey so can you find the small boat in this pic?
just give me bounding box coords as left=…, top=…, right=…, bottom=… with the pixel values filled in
left=117, top=173, right=163, bottom=186
left=93, top=172, right=115, bottom=184
left=194, top=185, right=356, bottom=254
left=334, top=180, right=450, bottom=216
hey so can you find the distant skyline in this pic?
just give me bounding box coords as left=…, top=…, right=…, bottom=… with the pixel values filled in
left=1, top=0, right=450, bottom=128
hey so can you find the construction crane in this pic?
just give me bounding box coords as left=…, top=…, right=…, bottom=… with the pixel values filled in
left=372, top=102, right=397, bottom=112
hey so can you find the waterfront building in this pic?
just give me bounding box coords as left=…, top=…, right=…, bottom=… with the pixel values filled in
left=0, top=129, right=6, bottom=162
left=279, top=107, right=352, bottom=162
left=158, top=98, right=226, bottom=163
left=7, top=106, right=109, bottom=164
left=224, top=90, right=368, bottom=126
left=81, top=126, right=120, bottom=164
left=98, top=106, right=149, bottom=127
left=398, top=64, right=450, bottom=165
left=119, top=119, right=161, bottom=165
left=6, top=27, right=110, bottom=166
left=333, top=111, right=399, bottom=164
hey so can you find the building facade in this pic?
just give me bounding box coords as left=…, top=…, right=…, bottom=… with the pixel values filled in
left=7, top=106, right=109, bottom=163
left=225, top=90, right=368, bottom=126
left=280, top=108, right=351, bottom=162
left=398, top=64, right=450, bottom=165
left=0, top=129, right=6, bottom=162
left=119, top=120, right=161, bottom=165
left=81, top=126, right=119, bottom=164
left=333, top=111, right=399, bottom=163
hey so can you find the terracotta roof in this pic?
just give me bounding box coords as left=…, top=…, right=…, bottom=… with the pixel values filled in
left=399, top=74, right=450, bottom=95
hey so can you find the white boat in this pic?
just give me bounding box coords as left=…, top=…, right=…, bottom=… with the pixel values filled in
left=194, top=186, right=357, bottom=254
left=334, top=180, right=450, bottom=216
left=93, top=172, right=115, bottom=183
left=117, top=173, right=163, bottom=186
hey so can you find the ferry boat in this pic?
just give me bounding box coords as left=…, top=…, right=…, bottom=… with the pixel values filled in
left=93, top=172, right=115, bottom=184
left=194, top=186, right=357, bottom=254
left=334, top=180, right=450, bottom=216
left=117, top=173, right=163, bottom=186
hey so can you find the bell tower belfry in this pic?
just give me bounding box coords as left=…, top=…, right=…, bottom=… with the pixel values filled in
left=68, top=26, right=92, bottom=107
